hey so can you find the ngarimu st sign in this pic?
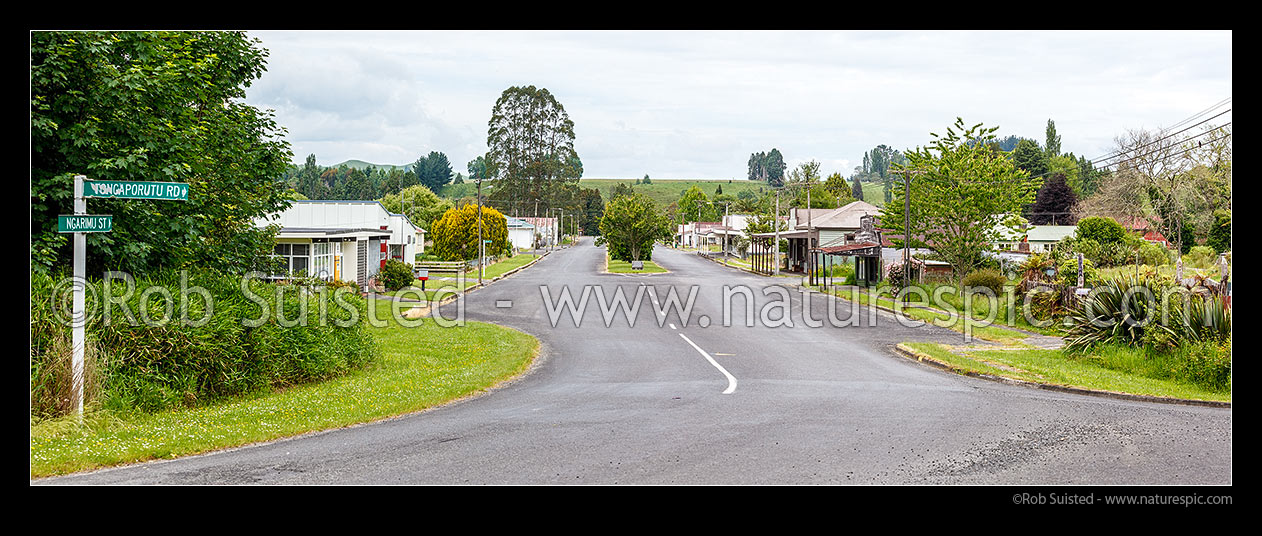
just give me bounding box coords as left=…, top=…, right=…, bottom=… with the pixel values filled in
left=59, top=175, right=189, bottom=415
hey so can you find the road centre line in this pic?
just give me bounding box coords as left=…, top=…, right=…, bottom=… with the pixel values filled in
left=678, top=333, right=737, bottom=395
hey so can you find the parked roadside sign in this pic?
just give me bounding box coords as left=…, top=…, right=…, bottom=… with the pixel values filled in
left=66, top=175, right=189, bottom=416
left=58, top=215, right=113, bottom=233
left=83, top=179, right=189, bottom=201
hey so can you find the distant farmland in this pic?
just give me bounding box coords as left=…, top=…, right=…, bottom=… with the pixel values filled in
left=438, top=177, right=888, bottom=213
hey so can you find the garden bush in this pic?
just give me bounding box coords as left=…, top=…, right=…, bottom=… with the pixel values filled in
left=30, top=269, right=378, bottom=419
left=1171, top=339, right=1231, bottom=392
left=1077, top=216, right=1126, bottom=245
left=379, top=259, right=415, bottom=291
left=1064, top=274, right=1230, bottom=352
left=962, top=268, right=1006, bottom=296
left=1184, top=245, right=1217, bottom=270
left=1057, top=256, right=1099, bottom=287
left=1138, top=242, right=1171, bottom=266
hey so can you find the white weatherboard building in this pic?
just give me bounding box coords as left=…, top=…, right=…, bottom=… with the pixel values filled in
left=255, top=200, right=425, bottom=287
left=506, top=217, right=537, bottom=251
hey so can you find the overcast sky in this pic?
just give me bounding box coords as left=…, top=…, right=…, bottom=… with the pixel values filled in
left=242, top=30, right=1232, bottom=180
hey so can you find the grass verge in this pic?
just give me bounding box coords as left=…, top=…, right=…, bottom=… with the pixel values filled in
left=606, top=255, right=668, bottom=274
left=30, top=301, right=539, bottom=478
left=901, top=342, right=1230, bottom=403
left=818, top=286, right=1032, bottom=345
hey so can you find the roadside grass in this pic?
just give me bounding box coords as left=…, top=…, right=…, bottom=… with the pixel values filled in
left=906, top=281, right=1067, bottom=337
left=479, top=253, right=539, bottom=279
left=607, top=256, right=667, bottom=274
left=902, top=342, right=1230, bottom=403
left=818, top=286, right=1031, bottom=345
left=380, top=253, right=541, bottom=302
left=30, top=300, right=539, bottom=478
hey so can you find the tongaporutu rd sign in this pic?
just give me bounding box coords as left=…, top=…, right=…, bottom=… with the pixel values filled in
left=84, top=180, right=189, bottom=201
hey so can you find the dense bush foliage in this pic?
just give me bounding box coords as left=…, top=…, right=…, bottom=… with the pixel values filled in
left=1064, top=274, right=1230, bottom=352
left=962, top=269, right=1006, bottom=296
left=379, top=259, right=415, bottom=291
left=31, top=270, right=378, bottom=418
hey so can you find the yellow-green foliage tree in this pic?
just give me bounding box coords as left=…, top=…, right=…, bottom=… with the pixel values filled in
left=429, top=204, right=510, bottom=261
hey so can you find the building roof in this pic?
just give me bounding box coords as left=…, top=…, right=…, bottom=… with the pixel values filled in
left=276, top=227, right=392, bottom=239
left=796, top=200, right=882, bottom=230
left=1026, top=225, right=1077, bottom=243
left=506, top=217, right=535, bottom=230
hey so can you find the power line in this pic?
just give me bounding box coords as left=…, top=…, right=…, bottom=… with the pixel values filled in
left=913, top=125, right=1230, bottom=188
left=880, top=97, right=1231, bottom=188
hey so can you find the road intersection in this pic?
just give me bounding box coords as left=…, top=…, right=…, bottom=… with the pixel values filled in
left=42, top=238, right=1232, bottom=484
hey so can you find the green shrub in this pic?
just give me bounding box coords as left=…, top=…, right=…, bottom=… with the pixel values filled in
left=1074, top=237, right=1103, bottom=264
left=1077, top=216, right=1126, bottom=245
left=379, top=259, right=415, bottom=291
left=1138, top=242, right=1171, bottom=266
left=1184, top=245, right=1217, bottom=270
left=1064, top=274, right=1230, bottom=352
left=1172, top=339, right=1231, bottom=392
left=886, top=263, right=911, bottom=288
left=962, top=268, right=1006, bottom=296
left=30, top=269, right=378, bottom=419
left=1058, top=256, right=1099, bottom=287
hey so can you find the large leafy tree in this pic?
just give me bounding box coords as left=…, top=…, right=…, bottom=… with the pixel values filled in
left=413, top=151, right=453, bottom=193
left=467, top=155, right=490, bottom=183
left=677, top=185, right=720, bottom=222
left=377, top=184, right=454, bottom=232
left=879, top=118, right=1042, bottom=286
left=747, top=149, right=786, bottom=186
left=31, top=31, right=293, bottom=274
left=1010, top=138, right=1048, bottom=179
left=1029, top=172, right=1079, bottom=225
left=576, top=187, right=605, bottom=236
left=485, top=86, right=582, bottom=215
left=597, top=191, right=670, bottom=262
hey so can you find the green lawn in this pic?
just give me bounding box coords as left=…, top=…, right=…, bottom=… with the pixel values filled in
left=606, top=255, right=667, bottom=274
left=30, top=301, right=539, bottom=478
left=818, top=286, right=1032, bottom=345
left=902, top=342, right=1230, bottom=403
left=382, top=253, right=541, bottom=302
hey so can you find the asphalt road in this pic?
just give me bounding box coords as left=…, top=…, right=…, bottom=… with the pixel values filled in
left=41, top=238, right=1232, bottom=484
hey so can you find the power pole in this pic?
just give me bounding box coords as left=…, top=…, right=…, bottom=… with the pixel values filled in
left=477, top=176, right=484, bottom=286
left=774, top=188, right=781, bottom=276
left=893, top=169, right=924, bottom=286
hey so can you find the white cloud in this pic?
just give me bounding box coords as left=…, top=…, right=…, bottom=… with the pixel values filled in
left=243, top=30, right=1231, bottom=178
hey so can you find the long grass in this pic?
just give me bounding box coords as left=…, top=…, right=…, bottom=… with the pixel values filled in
left=30, top=300, right=539, bottom=478
left=903, top=341, right=1230, bottom=403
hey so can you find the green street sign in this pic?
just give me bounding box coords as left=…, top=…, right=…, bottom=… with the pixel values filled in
left=83, top=180, right=189, bottom=201
left=58, top=215, right=113, bottom=233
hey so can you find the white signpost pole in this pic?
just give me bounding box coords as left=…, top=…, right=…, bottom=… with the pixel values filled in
left=72, top=174, right=87, bottom=415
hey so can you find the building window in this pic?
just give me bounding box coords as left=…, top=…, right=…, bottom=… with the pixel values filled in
left=312, top=242, right=335, bottom=280
left=272, top=243, right=310, bottom=278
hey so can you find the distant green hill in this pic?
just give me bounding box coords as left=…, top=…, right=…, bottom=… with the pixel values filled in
left=332, top=159, right=413, bottom=172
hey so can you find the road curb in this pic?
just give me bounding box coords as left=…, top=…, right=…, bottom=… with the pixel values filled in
left=892, top=343, right=1231, bottom=409
left=379, top=251, right=551, bottom=312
